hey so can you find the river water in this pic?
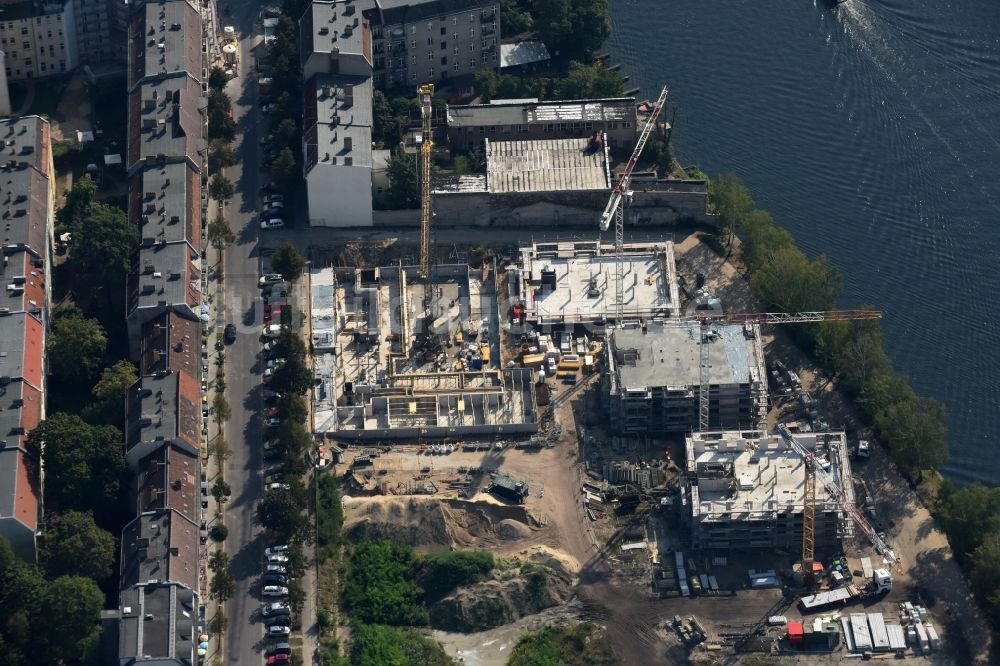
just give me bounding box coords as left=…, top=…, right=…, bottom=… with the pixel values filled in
left=607, top=0, right=1000, bottom=485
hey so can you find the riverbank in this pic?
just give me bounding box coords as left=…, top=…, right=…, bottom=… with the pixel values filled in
left=676, top=233, right=991, bottom=664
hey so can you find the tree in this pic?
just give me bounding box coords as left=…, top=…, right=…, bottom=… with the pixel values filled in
left=501, top=0, right=534, bottom=34
left=257, top=487, right=309, bottom=541
left=210, top=523, right=229, bottom=542
left=208, top=608, right=228, bottom=637
left=551, top=62, right=624, bottom=100
left=738, top=208, right=795, bottom=271
left=274, top=118, right=300, bottom=149
left=474, top=68, right=500, bottom=101
left=208, top=550, right=236, bottom=602
left=386, top=148, right=418, bottom=209
left=209, top=138, right=237, bottom=172
left=372, top=90, right=399, bottom=146
left=86, top=359, right=137, bottom=426
left=211, top=477, right=232, bottom=504
left=858, top=373, right=916, bottom=418
left=351, top=624, right=452, bottom=666
left=532, top=0, right=610, bottom=61
left=49, top=307, right=108, bottom=388
left=419, top=551, right=494, bottom=602
left=710, top=172, right=754, bottom=249
left=874, top=397, right=949, bottom=475
left=37, top=576, right=103, bottom=663
left=27, top=413, right=125, bottom=517
left=277, top=393, right=308, bottom=424
left=835, top=329, right=892, bottom=395
left=40, top=511, right=116, bottom=582
left=271, top=242, right=306, bottom=281
left=212, top=392, right=231, bottom=427
left=273, top=327, right=307, bottom=360
left=209, top=436, right=231, bottom=467
left=66, top=202, right=138, bottom=314
left=343, top=541, right=427, bottom=626
left=271, top=147, right=299, bottom=190
left=209, top=173, right=235, bottom=202
left=207, top=213, right=236, bottom=256
left=936, top=484, right=1000, bottom=559
left=209, top=66, right=229, bottom=92
left=56, top=176, right=96, bottom=229
left=268, top=357, right=313, bottom=396
left=749, top=246, right=841, bottom=314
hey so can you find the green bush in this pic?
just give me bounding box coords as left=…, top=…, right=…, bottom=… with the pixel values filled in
left=317, top=475, right=344, bottom=562
left=342, top=542, right=427, bottom=626
left=209, top=524, right=228, bottom=542
left=350, top=624, right=451, bottom=666
left=507, top=622, right=620, bottom=666
left=419, top=551, right=494, bottom=602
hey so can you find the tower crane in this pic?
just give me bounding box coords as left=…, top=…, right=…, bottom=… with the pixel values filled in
left=417, top=84, right=435, bottom=318
left=776, top=423, right=901, bottom=573
left=693, top=309, right=883, bottom=433
left=599, top=86, right=668, bottom=323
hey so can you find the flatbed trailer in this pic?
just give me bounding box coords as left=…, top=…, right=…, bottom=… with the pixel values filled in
left=798, top=585, right=859, bottom=612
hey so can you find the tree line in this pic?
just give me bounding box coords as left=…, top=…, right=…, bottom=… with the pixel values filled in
left=705, top=173, right=1000, bottom=636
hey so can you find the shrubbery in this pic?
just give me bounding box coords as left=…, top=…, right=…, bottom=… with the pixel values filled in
left=350, top=623, right=452, bottom=666
left=507, top=622, right=620, bottom=666
left=342, top=542, right=428, bottom=626
left=418, top=551, right=495, bottom=602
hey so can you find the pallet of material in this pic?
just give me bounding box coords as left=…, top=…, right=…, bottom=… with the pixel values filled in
left=886, top=624, right=906, bottom=651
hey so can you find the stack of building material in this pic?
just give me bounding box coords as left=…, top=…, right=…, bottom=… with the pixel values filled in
left=850, top=613, right=872, bottom=652
left=867, top=613, right=890, bottom=652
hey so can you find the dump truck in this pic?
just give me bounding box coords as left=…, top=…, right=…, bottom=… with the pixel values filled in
left=798, top=569, right=892, bottom=612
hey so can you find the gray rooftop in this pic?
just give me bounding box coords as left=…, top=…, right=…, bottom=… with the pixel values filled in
left=486, top=138, right=608, bottom=193
left=448, top=97, right=636, bottom=128
left=307, top=74, right=373, bottom=169
left=500, top=41, right=551, bottom=68
left=133, top=243, right=198, bottom=311
left=0, top=116, right=50, bottom=257
left=374, top=0, right=488, bottom=25
left=305, top=0, right=370, bottom=59
left=136, top=0, right=202, bottom=80
left=612, top=322, right=759, bottom=389
left=118, top=581, right=197, bottom=665
left=136, top=162, right=196, bottom=245
left=120, top=509, right=199, bottom=593
left=130, top=76, right=205, bottom=168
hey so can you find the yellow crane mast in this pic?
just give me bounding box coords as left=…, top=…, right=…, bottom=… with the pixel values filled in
left=417, top=84, right=435, bottom=313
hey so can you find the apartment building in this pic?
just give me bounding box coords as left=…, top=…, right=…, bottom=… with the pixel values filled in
left=0, top=0, right=77, bottom=79
left=367, top=0, right=499, bottom=90
left=71, top=0, right=116, bottom=64
left=446, top=97, right=638, bottom=152
left=116, top=1, right=205, bottom=663
left=686, top=430, right=851, bottom=552
left=605, top=322, right=767, bottom=434
left=0, top=116, right=53, bottom=561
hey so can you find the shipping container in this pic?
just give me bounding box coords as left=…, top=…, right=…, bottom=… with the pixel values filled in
left=915, top=624, right=930, bottom=653
left=521, top=353, right=545, bottom=368
left=886, top=624, right=906, bottom=651
left=851, top=613, right=872, bottom=652
left=867, top=613, right=890, bottom=652
left=925, top=624, right=940, bottom=651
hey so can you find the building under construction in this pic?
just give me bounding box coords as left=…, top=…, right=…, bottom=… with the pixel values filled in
left=685, top=429, right=853, bottom=552
left=310, top=263, right=538, bottom=440
left=604, top=322, right=767, bottom=433
left=514, top=240, right=680, bottom=327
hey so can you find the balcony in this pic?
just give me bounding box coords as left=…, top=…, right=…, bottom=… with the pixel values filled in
left=480, top=11, right=496, bottom=22
left=481, top=25, right=495, bottom=36
left=389, top=41, right=406, bottom=54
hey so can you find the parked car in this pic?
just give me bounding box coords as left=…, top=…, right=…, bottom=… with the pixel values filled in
left=266, top=545, right=288, bottom=557
left=264, top=564, right=287, bottom=575
left=262, top=602, right=290, bottom=617
left=261, top=218, right=285, bottom=229
left=267, top=625, right=291, bottom=637
left=262, top=324, right=283, bottom=338
left=259, top=274, right=283, bottom=286
left=267, top=642, right=292, bottom=657
left=262, top=573, right=288, bottom=586
left=224, top=323, right=237, bottom=344
left=265, top=194, right=284, bottom=204
left=267, top=553, right=289, bottom=564
left=262, top=103, right=275, bottom=113
left=267, top=654, right=291, bottom=666
left=261, top=585, right=288, bottom=597
left=265, top=358, right=286, bottom=369
left=268, top=614, right=292, bottom=627
left=266, top=482, right=290, bottom=492
left=263, top=200, right=285, bottom=212
left=263, top=439, right=281, bottom=452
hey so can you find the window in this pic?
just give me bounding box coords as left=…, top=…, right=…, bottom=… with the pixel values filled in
left=427, top=36, right=433, bottom=45
left=22, top=41, right=28, bottom=49
left=482, top=39, right=489, bottom=49
left=492, top=53, right=497, bottom=61
left=427, top=52, right=432, bottom=60
left=426, top=21, right=432, bottom=30
left=453, top=62, right=459, bottom=71
left=410, top=25, right=415, bottom=34
left=469, top=59, right=474, bottom=69
left=440, top=26, right=446, bottom=35
left=40, top=63, right=45, bottom=71
left=411, top=55, right=416, bottom=65
left=441, top=56, right=447, bottom=65
left=453, top=32, right=457, bottom=40
left=24, top=58, right=31, bottom=66
left=411, top=72, right=416, bottom=81
left=429, top=67, right=434, bottom=77
left=410, top=39, right=415, bottom=48
left=469, top=28, right=475, bottom=38
left=452, top=16, right=457, bottom=25
left=469, top=42, right=475, bottom=51
left=440, top=41, right=446, bottom=50
left=469, top=13, right=475, bottom=21
left=453, top=46, right=458, bottom=55
left=20, top=27, right=27, bottom=35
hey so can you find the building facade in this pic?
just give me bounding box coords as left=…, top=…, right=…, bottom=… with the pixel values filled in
left=446, top=97, right=637, bottom=153
left=0, top=115, right=53, bottom=561
left=367, top=0, right=499, bottom=90
left=0, top=0, right=78, bottom=80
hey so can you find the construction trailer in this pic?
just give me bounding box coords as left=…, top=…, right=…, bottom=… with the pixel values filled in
left=489, top=473, right=529, bottom=504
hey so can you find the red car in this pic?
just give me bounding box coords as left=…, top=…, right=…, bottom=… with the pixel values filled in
left=267, top=655, right=290, bottom=665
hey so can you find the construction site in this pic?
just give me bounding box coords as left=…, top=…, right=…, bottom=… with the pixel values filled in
left=309, top=84, right=960, bottom=664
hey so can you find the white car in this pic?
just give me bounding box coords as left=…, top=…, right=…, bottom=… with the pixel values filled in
left=259, top=274, right=283, bottom=286
left=265, top=564, right=288, bottom=575
left=262, top=585, right=288, bottom=597
left=260, top=218, right=285, bottom=229
left=264, top=194, right=284, bottom=204
left=263, top=324, right=283, bottom=338
left=266, top=482, right=290, bottom=492
left=263, top=200, right=285, bottom=211
left=268, top=625, right=291, bottom=637
left=267, top=553, right=290, bottom=564
left=266, top=545, right=288, bottom=557
left=265, top=358, right=286, bottom=369
left=264, top=417, right=282, bottom=428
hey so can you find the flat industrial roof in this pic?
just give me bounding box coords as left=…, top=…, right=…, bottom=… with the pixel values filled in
left=500, top=41, right=550, bottom=68
left=448, top=97, right=635, bottom=128
left=612, top=322, right=759, bottom=389
left=486, top=138, right=608, bottom=193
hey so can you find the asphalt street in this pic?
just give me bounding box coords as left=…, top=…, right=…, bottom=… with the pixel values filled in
left=220, top=4, right=268, bottom=664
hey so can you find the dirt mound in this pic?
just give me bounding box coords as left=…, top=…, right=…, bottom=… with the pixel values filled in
left=429, top=568, right=571, bottom=633
left=343, top=496, right=539, bottom=551
left=496, top=518, right=533, bottom=541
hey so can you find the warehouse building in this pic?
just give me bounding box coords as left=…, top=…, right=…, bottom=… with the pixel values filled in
left=605, top=321, right=767, bottom=433
left=686, top=429, right=853, bottom=552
